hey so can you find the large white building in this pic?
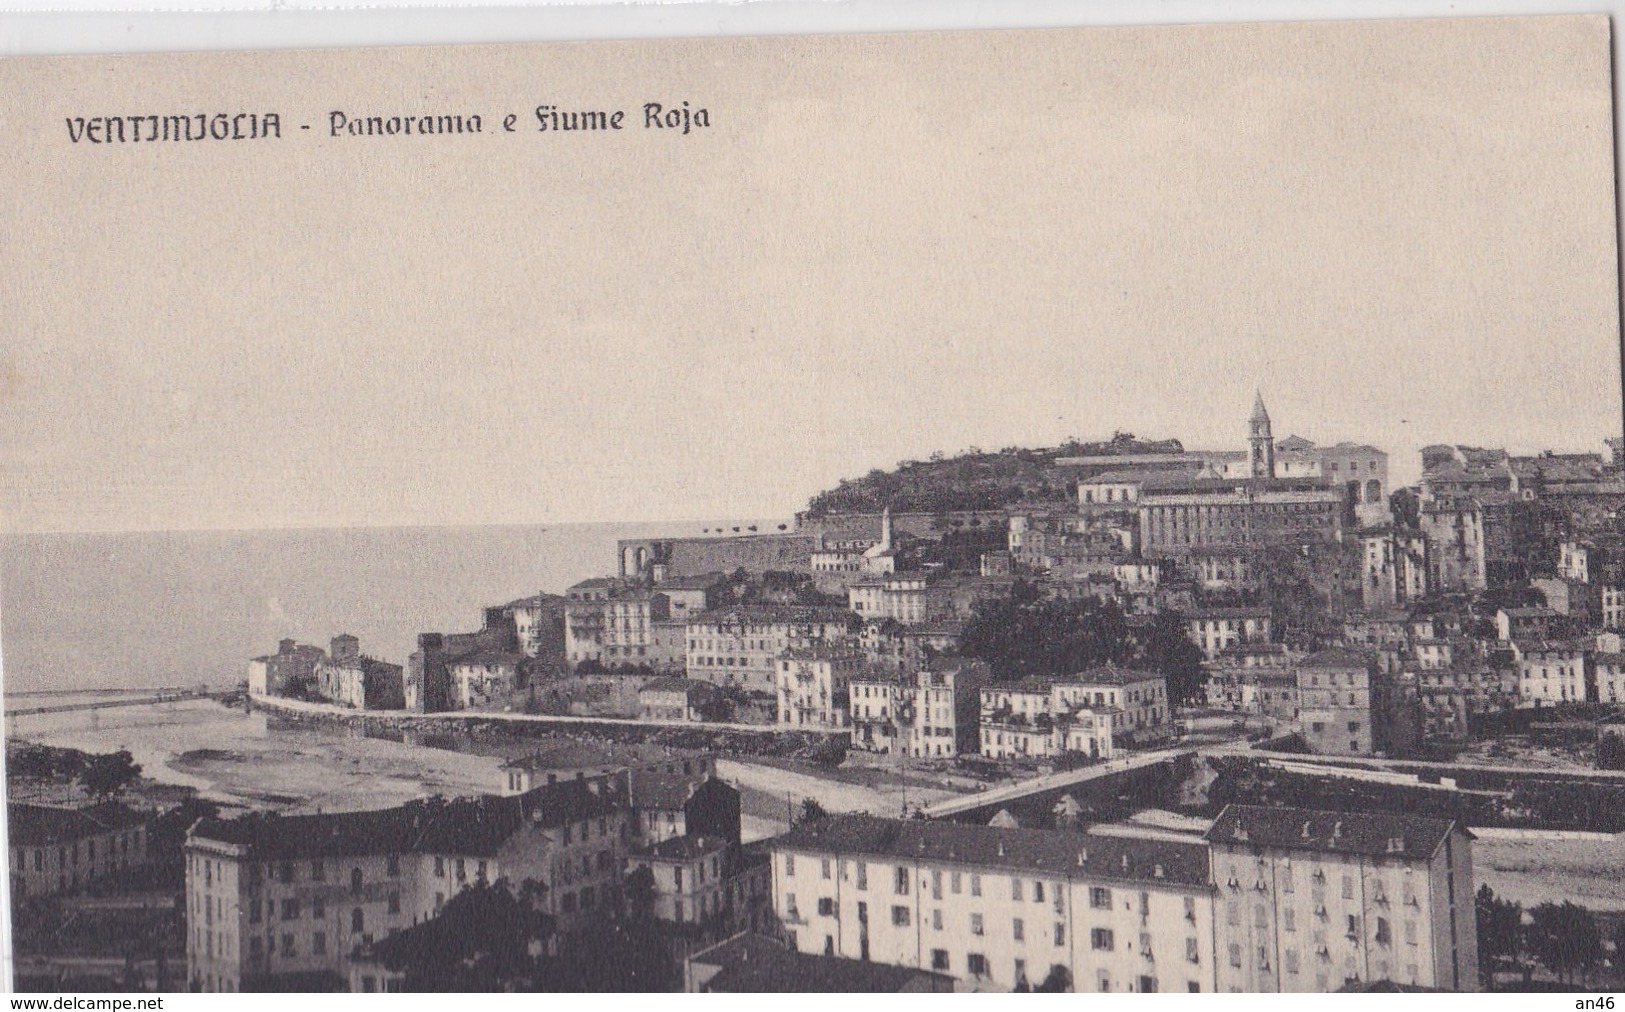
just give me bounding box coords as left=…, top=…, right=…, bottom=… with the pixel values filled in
left=777, top=645, right=864, bottom=729
left=1206, top=805, right=1478, bottom=993
left=686, top=606, right=855, bottom=695
left=563, top=578, right=672, bottom=667
left=769, top=816, right=1218, bottom=993
left=848, top=658, right=990, bottom=758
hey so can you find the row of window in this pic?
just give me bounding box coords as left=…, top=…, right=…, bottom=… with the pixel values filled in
left=247, top=892, right=399, bottom=922
left=15, top=830, right=143, bottom=874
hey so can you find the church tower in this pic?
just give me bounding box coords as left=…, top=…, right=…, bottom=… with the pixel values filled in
left=1248, top=392, right=1276, bottom=479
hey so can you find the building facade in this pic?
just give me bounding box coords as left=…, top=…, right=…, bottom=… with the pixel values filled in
left=1206, top=805, right=1478, bottom=993
left=769, top=816, right=1217, bottom=993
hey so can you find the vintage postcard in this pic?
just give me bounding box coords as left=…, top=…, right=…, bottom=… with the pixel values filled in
left=0, top=14, right=1621, bottom=996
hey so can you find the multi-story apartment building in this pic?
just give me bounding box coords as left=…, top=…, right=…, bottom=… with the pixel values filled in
left=978, top=668, right=1166, bottom=760
left=1514, top=641, right=1589, bottom=706
left=8, top=802, right=152, bottom=898
left=1186, top=608, right=1273, bottom=660
left=859, top=618, right=965, bottom=673
left=1358, top=529, right=1429, bottom=612
left=627, top=833, right=732, bottom=925
left=1207, top=805, right=1478, bottom=993
left=445, top=650, right=525, bottom=711
left=769, top=816, right=1217, bottom=993
left=1057, top=667, right=1170, bottom=739
left=685, top=606, right=855, bottom=695
left=183, top=779, right=631, bottom=992
left=1295, top=650, right=1380, bottom=756
left=563, top=579, right=676, bottom=668
left=776, top=646, right=864, bottom=729
left=847, top=658, right=990, bottom=758
left=1418, top=496, right=1487, bottom=594
left=848, top=573, right=931, bottom=625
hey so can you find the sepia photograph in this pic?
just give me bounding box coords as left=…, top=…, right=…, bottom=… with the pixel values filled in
left=1, top=11, right=1622, bottom=996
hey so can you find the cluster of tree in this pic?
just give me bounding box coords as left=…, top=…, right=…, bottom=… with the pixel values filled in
left=1477, top=886, right=1613, bottom=987
left=11, top=745, right=145, bottom=798
left=803, top=450, right=1072, bottom=517
left=363, top=877, right=684, bottom=993
left=912, top=526, right=1007, bottom=573
left=957, top=583, right=1205, bottom=704
left=1505, top=779, right=1625, bottom=833
left=727, top=569, right=843, bottom=608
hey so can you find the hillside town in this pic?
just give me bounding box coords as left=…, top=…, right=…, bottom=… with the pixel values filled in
left=14, top=395, right=1625, bottom=993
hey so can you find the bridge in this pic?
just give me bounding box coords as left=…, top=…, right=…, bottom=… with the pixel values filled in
left=4, top=689, right=231, bottom=717
left=921, top=746, right=1197, bottom=822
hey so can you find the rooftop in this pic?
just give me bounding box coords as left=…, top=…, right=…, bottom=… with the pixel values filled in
left=1206, top=804, right=1463, bottom=860
left=189, top=779, right=623, bottom=860
left=633, top=833, right=730, bottom=862
left=7, top=802, right=150, bottom=847
left=776, top=815, right=1210, bottom=888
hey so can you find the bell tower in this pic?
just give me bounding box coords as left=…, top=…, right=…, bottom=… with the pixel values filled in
left=1248, top=392, right=1276, bottom=479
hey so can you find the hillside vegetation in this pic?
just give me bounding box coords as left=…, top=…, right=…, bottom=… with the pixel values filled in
left=804, top=433, right=1184, bottom=516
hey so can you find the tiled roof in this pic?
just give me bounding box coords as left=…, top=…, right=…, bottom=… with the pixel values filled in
left=633, top=833, right=730, bottom=862
left=626, top=770, right=703, bottom=812
left=776, top=815, right=1211, bottom=889
left=7, top=802, right=149, bottom=847
left=1206, top=804, right=1462, bottom=860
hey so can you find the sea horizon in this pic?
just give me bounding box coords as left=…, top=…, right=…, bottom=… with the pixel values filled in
left=0, top=518, right=787, bottom=696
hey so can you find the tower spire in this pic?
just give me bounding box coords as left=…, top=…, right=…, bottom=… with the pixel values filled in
left=1248, top=392, right=1276, bottom=479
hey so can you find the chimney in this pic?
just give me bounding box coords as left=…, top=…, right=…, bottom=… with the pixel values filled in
left=997, top=841, right=1006, bottom=857
left=1154, top=864, right=1165, bottom=879
left=1076, top=849, right=1088, bottom=866
left=1332, top=821, right=1343, bottom=839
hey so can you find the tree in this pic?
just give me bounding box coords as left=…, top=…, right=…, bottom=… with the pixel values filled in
left=1475, top=884, right=1522, bottom=983
left=1527, top=900, right=1601, bottom=985
left=1598, top=731, right=1625, bottom=771
left=623, top=865, right=657, bottom=923
left=799, top=798, right=830, bottom=823
left=1136, top=611, right=1206, bottom=705
left=77, top=750, right=142, bottom=798
left=367, top=879, right=553, bottom=991
left=1033, top=965, right=1072, bottom=993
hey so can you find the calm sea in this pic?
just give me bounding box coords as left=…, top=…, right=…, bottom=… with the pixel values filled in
left=0, top=520, right=782, bottom=695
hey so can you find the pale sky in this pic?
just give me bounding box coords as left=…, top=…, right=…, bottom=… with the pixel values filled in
left=0, top=15, right=1618, bottom=533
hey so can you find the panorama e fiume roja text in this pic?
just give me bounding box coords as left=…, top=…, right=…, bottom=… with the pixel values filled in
left=62, top=102, right=712, bottom=144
